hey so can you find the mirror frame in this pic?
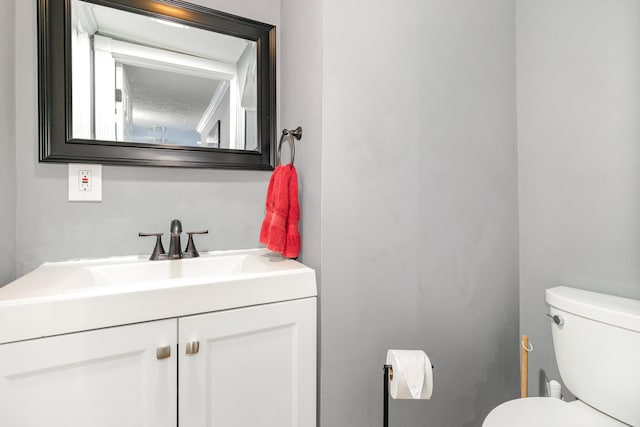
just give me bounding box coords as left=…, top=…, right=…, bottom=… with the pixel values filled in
left=38, top=0, right=276, bottom=170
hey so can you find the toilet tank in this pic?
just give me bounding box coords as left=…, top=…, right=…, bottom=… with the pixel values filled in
left=545, top=286, right=640, bottom=427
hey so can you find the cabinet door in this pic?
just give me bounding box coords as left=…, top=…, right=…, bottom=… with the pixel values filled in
left=179, top=298, right=316, bottom=427
left=0, top=319, right=177, bottom=427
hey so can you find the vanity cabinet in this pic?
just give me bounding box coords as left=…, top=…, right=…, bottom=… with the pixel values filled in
left=0, top=298, right=316, bottom=427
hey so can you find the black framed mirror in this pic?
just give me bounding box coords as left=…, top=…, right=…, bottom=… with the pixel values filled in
left=38, top=0, right=276, bottom=169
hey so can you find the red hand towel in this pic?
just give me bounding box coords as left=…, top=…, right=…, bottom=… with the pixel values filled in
left=260, top=165, right=291, bottom=254
left=283, top=165, right=300, bottom=258
left=259, top=165, right=280, bottom=244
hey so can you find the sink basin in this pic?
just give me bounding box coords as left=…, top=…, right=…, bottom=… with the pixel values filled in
left=86, top=252, right=294, bottom=286
left=0, top=249, right=316, bottom=344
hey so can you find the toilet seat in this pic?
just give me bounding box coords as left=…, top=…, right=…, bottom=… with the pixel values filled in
left=482, top=398, right=628, bottom=427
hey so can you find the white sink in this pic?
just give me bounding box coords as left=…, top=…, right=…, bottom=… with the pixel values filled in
left=0, top=249, right=316, bottom=344
left=87, top=252, right=294, bottom=286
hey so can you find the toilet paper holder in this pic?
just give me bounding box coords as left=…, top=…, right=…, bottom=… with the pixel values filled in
left=383, top=363, right=434, bottom=427
left=383, top=365, right=392, bottom=427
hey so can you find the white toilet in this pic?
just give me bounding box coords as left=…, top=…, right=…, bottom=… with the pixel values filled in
left=483, top=286, right=640, bottom=427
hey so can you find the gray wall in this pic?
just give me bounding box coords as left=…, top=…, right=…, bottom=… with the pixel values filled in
left=280, top=0, right=323, bottom=273
left=320, top=0, right=519, bottom=426
left=0, top=0, right=16, bottom=286
left=280, top=0, right=324, bottom=423
left=517, top=0, right=640, bottom=397
left=13, top=0, right=281, bottom=277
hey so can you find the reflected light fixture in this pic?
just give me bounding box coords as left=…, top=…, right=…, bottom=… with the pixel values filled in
left=150, top=17, right=190, bottom=29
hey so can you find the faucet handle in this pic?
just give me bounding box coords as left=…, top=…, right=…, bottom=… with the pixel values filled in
left=186, top=230, right=209, bottom=235
left=139, top=232, right=166, bottom=260
left=184, top=230, right=209, bottom=258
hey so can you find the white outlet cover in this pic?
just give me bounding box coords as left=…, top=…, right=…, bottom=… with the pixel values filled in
left=68, top=164, right=102, bottom=202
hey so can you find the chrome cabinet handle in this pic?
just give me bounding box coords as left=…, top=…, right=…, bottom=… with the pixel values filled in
left=156, top=345, right=172, bottom=360
left=186, top=341, right=200, bottom=355
left=546, top=313, right=564, bottom=326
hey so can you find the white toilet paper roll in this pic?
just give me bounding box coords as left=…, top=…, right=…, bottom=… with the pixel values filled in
left=386, top=349, right=433, bottom=400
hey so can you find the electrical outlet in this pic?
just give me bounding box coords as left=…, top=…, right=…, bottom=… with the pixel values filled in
left=69, top=164, right=102, bottom=202
left=78, top=170, right=92, bottom=191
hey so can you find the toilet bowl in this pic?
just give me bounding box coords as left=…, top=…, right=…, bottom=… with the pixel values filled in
left=483, top=286, right=640, bottom=427
left=483, top=398, right=627, bottom=427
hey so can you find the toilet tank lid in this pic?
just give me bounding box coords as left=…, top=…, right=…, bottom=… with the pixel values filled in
left=545, top=286, right=640, bottom=332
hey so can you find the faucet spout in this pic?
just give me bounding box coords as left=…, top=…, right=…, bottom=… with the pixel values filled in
left=170, top=219, right=182, bottom=234
left=168, top=219, right=183, bottom=259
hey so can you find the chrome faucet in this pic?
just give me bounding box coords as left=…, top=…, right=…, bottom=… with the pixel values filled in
left=139, top=219, right=209, bottom=261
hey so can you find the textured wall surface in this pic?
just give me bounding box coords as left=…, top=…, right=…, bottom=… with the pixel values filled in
left=320, top=0, right=520, bottom=425
left=517, top=0, right=640, bottom=397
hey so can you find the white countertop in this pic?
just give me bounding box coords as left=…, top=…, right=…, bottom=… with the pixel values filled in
left=0, top=249, right=317, bottom=345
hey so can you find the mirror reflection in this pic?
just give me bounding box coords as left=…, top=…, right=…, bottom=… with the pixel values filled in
left=71, top=0, right=258, bottom=150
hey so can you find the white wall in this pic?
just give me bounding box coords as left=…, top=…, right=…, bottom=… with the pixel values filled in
left=13, top=0, right=280, bottom=276
left=321, top=0, right=519, bottom=425
left=517, top=0, right=640, bottom=397
left=0, top=0, right=16, bottom=286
